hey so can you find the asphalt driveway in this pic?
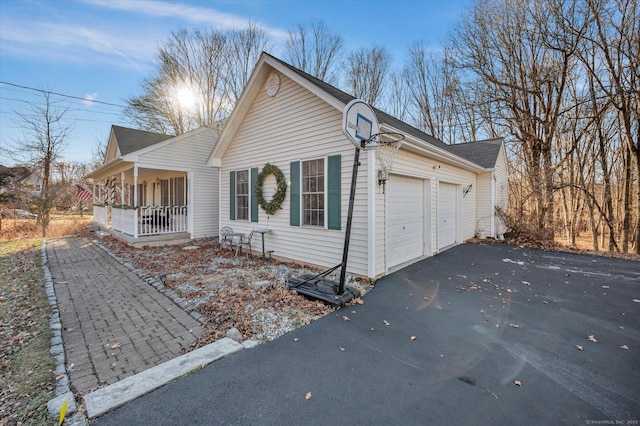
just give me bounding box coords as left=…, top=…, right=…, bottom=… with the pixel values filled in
left=93, top=242, right=640, bottom=425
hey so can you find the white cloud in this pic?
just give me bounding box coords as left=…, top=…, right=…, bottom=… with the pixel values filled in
left=83, top=92, right=99, bottom=106
left=82, top=0, right=288, bottom=39
left=0, top=19, right=157, bottom=71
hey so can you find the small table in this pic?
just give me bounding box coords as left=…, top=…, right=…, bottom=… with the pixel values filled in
left=253, top=229, right=272, bottom=260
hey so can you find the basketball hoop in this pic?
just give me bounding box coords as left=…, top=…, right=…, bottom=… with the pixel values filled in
left=363, top=132, right=404, bottom=193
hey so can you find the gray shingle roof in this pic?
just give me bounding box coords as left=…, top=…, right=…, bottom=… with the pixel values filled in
left=445, top=138, right=503, bottom=168
left=265, top=53, right=502, bottom=169
left=112, top=126, right=173, bottom=156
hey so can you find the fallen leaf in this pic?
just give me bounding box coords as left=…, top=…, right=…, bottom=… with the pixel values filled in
left=514, top=380, right=522, bottom=386
left=620, top=344, right=629, bottom=350
left=383, top=320, right=390, bottom=326
left=354, top=298, right=364, bottom=305
left=482, top=278, right=491, bottom=283
left=305, top=392, right=312, bottom=400
left=66, top=328, right=74, bottom=333
left=587, top=335, right=597, bottom=343
left=110, top=341, right=122, bottom=349
left=509, top=324, right=520, bottom=328
left=410, top=336, right=417, bottom=341
left=576, top=345, right=583, bottom=351
left=55, top=374, right=65, bottom=381
left=342, top=315, right=350, bottom=321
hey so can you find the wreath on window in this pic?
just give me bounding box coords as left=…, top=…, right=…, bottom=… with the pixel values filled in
left=255, top=163, right=287, bottom=216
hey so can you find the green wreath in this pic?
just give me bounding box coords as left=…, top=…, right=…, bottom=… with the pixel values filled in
left=255, top=163, right=287, bottom=216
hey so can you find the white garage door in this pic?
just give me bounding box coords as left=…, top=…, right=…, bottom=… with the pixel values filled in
left=387, top=175, right=424, bottom=268
left=438, top=182, right=457, bottom=249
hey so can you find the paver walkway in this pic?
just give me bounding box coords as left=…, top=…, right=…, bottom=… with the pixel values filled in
left=47, top=237, right=203, bottom=394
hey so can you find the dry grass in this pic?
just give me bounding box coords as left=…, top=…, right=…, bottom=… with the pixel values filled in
left=0, top=216, right=93, bottom=241
left=0, top=239, right=55, bottom=425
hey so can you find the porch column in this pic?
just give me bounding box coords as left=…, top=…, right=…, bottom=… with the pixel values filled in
left=120, top=171, right=125, bottom=205
left=133, top=166, right=138, bottom=206
left=133, top=166, right=138, bottom=238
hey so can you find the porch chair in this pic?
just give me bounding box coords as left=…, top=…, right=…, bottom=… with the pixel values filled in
left=235, top=230, right=254, bottom=257
left=219, top=226, right=234, bottom=250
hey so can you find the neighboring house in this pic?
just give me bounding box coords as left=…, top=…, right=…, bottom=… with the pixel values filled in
left=207, top=53, right=508, bottom=278
left=0, top=164, right=43, bottom=197
left=87, top=125, right=219, bottom=246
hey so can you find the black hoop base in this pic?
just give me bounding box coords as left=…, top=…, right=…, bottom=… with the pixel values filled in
left=286, top=272, right=360, bottom=307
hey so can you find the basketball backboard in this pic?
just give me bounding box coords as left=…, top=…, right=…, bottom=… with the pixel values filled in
left=342, top=99, right=380, bottom=149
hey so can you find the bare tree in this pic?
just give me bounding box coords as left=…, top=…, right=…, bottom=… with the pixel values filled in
left=90, top=137, right=107, bottom=169
left=125, top=28, right=228, bottom=135
left=284, top=20, right=344, bottom=84
left=10, top=90, right=72, bottom=236
left=344, top=46, right=392, bottom=106
left=224, top=22, right=272, bottom=105
left=383, top=70, right=410, bottom=122
left=580, top=0, right=640, bottom=253
left=403, top=43, right=468, bottom=143
left=452, top=0, right=587, bottom=239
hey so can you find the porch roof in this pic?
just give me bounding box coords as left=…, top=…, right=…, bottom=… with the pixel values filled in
left=86, top=158, right=132, bottom=180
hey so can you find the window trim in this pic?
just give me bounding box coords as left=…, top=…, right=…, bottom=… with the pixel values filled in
left=235, top=169, right=250, bottom=222
left=300, top=156, right=328, bottom=229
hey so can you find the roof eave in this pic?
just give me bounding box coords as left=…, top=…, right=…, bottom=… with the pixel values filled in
left=380, top=123, right=487, bottom=173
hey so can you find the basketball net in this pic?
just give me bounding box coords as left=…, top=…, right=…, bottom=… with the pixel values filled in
left=363, top=133, right=404, bottom=193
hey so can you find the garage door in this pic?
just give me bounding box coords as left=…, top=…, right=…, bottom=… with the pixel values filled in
left=387, top=176, right=423, bottom=268
left=438, top=182, right=457, bottom=249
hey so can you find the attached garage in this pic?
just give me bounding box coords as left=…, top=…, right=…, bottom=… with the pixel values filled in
left=208, top=52, right=509, bottom=279
left=387, top=175, right=425, bottom=268
left=438, top=182, right=457, bottom=249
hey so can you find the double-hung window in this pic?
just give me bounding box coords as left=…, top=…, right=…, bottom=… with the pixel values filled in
left=236, top=170, right=249, bottom=221
left=302, top=158, right=325, bottom=227
left=290, top=155, right=340, bottom=230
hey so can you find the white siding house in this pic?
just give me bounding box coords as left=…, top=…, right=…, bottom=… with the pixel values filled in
left=208, top=53, right=508, bottom=278
left=88, top=125, right=219, bottom=246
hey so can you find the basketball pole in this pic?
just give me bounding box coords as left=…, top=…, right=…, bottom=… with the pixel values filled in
left=338, top=142, right=363, bottom=295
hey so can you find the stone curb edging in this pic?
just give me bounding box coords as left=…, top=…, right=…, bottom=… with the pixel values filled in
left=83, top=337, right=244, bottom=419
left=91, top=239, right=207, bottom=325
left=43, top=240, right=86, bottom=426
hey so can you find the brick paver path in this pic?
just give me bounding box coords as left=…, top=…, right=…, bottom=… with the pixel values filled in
left=47, top=237, right=203, bottom=394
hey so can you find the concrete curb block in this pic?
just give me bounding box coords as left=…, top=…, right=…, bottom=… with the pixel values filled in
left=43, top=240, right=86, bottom=425
left=83, top=337, right=244, bottom=419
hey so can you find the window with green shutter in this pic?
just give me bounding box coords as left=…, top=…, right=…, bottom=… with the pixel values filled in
left=290, top=161, right=300, bottom=226
left=290, top=157, right=341, bottom=229
left=327, top=155, right=341, bottom=230
left=251, top=167, right=258, bottom=222
left=229, top=171, right=236, bottom=220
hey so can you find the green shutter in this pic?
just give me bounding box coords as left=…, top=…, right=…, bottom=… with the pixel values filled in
left=327, top=155, right=341, bottom=230
left=290, top=161, right=300, bottom=226
left=251, top=167, right=258, bottom=222
left=229, top=171, right=236, bottom=220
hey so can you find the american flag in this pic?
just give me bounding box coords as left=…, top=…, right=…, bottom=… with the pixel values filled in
left=75, top=184, right=92, bottom=201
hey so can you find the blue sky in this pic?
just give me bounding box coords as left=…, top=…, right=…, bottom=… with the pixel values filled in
left=0, top=0, right=472, bottom=166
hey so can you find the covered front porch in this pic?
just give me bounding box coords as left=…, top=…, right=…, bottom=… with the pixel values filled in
left=89, top=161, right=192, bottom=245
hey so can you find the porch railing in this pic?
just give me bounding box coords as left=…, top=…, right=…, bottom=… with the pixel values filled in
left=93, top=205, right=108, bottom=227
left=138, top=206, right=188, bottom=236
left=110, top=205, right=188, bottom=237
